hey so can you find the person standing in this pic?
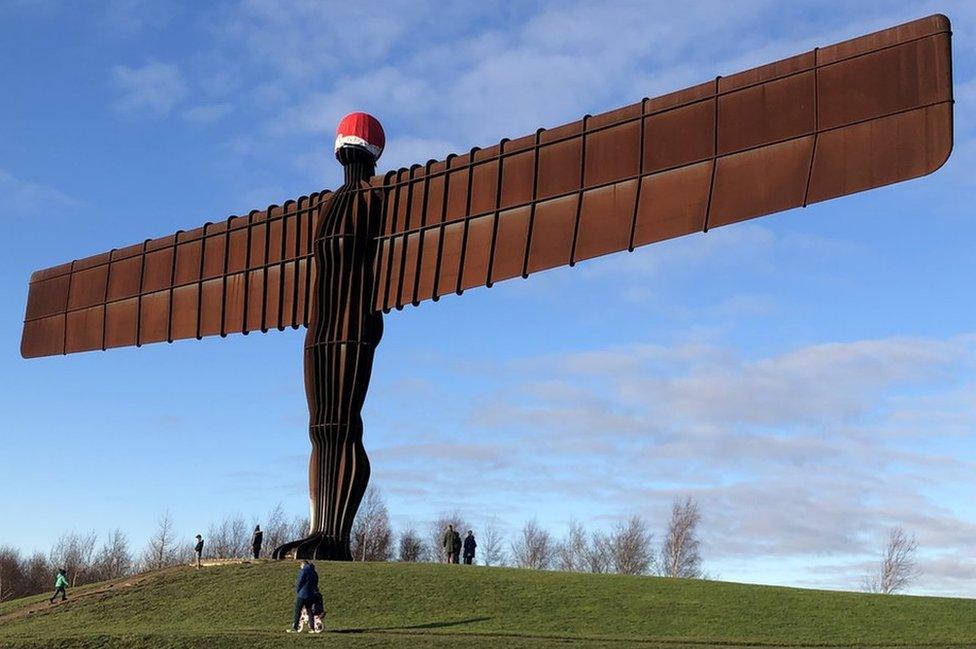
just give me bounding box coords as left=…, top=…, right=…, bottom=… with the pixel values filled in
left=452, top=528, right=462, bottom=564
left=442, top=525, right=457, bottom=564
left=252, top=525, right=264, bottom=560
left=194, top=534, right=204, bottom=569
left=48, top=568, right=68, bottom=603
left=463, top=530, right=477, bottom=565
left=287, top=560, right=320, bottom=633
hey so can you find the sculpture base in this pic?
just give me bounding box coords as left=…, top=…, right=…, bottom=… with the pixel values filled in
left=272, top=533, right=352, bottom=561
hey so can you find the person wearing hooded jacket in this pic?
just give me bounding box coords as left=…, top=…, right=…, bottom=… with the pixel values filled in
left=49, top=568, right=68, bottom=603
left=287, top=560, right=321, bottom=633
left=462, top=531, right=477, bottom=565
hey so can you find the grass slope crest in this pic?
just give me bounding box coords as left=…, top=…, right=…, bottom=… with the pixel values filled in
left=1, top=561, right=974, bottom=648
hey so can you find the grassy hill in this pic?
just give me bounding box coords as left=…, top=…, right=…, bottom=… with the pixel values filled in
left=1, top=561, right=974, bottom=648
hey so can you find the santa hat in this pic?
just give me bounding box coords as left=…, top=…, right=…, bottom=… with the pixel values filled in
left=334, top=112, right=385, bottom=161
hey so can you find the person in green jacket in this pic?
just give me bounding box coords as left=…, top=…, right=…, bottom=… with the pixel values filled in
left=49, top=568, right=68, bottom=603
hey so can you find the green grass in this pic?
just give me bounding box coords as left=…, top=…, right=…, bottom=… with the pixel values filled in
left=1, top=561, right=974, bottom=648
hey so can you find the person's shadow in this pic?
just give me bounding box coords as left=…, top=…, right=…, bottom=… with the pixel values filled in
left=334, top=616, right=492, bottom=634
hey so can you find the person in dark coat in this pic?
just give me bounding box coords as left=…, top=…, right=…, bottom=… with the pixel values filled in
left=287, top=560, right=320, bottom=633
left=193, top=534, right=204, bottom=569
left=251, top=525, right=264, bottom=559
left=462, top=530, right=477, bottom=565
left=452, top=528, right=462, bottom=563
left=442, top=525, right=457, bottom=564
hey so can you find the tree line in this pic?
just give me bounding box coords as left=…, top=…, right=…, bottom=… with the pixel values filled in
left=0, top=490, right=918, bottom=601
left=347, top=489, right=706, bottom=578
left=0, top=505, right=308, bottom=602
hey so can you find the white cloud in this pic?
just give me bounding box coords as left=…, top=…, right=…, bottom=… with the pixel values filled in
left=0, top=169, right=77, bottom=215
left=112, top=62, right=187, bottom=118
left=366, top=332, right=976, bottom=595
left=181, top=103, right=232, bottom=124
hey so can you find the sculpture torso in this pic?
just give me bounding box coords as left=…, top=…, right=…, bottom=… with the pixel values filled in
left=278, top=152, right=384, bottom=560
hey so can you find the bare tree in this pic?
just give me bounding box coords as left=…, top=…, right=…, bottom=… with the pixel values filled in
left=142, top=511, right=180, bottom=570
left=397, top=529, right=428, bottom=562
left=609, top=516, right=654, bottom=575
left=93, top=529, right=132, bottom=580
left=262, top=504, right=291, bottom=559
left=23, top=551, right=50, bottom=595
left=510, top=519, right=554, bottom=570
left=290, top=516, right=310, bottom=542
left=351, top=486, right=393, bottom=561
left=555, top=519, right=589, bottom=572
left=49, top=531, right=98, bottom=587
left=480, top=518, right=507, bottom=567
left=863, top=527, right=919, bottom=595
left=660, top=497, right=703, bottom=579
left=586, top=531, right=614, bottom=574
left=206, top=513, right=250, bottom=559
left=0, top=547, right=23, bottom=601
left=429, top=511, right=470, bottom=563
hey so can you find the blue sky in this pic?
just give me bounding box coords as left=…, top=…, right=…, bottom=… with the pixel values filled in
left=1, top=0, right=974, bottom=595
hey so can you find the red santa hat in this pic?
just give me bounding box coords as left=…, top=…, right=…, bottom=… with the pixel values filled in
left=334, top=112, right=385, bottom=161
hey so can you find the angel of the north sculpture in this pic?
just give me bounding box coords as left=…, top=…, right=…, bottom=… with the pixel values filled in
left=20, top=15, right=953, bottom=560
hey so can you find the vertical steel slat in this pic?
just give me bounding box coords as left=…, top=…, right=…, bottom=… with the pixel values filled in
left=219, top=216, right=233, bottom=336
left=381, top=171, right=403, bottom=312
left=569, top=115, right=591, bottom=266
left=61, top=260, right=75, bottom=354
left=276, top=203, right=290, bottom=330
left=485, top=138, right=508, bottom=287
left=166, top=231, right=183, bottom=343
left=628, top=98, right=650, bottom=252
left=802, top=48, right=821, bottom=207
left=431, top=154, right=455, bottom=301
left=304, top=194, right=319, bottom=326
left=259, top=208, right=272, bottom=332
left=520, top=128, right=544, bottom=279
left=241, top=210, right=257, bottom=334
left=100, top=248, right=116, bottom=351
left=455, top=147, right=479, bottom=296
left=290, top=198, right=304, bottom=328
left=195, top=226, right=208, bottom=340
left=703, top=76, right=721, bottom=233
left=410, top=160, right=435, bottom=305
left=135, top=240, right=150, bottom=346
left=394, top=166, right=420, bottom=309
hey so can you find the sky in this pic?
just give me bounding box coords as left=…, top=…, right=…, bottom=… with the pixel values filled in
left=1, top=0, right=974, bottom=596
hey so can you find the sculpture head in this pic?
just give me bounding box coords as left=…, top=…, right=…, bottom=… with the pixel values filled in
left=334, top=112, right=385, bottom=165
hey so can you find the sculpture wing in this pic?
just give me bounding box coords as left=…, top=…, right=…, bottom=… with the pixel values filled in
left=371, top=14, right=953, bottom=311
left=21, top=192, right=330, bottom=358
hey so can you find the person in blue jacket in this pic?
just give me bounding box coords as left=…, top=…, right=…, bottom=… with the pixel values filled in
left=286, top=560, right=320, bottom=633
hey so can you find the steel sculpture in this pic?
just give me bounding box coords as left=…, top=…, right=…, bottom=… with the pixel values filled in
left=20, top=16, right=955, bottom=560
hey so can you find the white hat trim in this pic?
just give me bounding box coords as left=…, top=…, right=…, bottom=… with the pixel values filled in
left=334, top=134, right=382, bottom=158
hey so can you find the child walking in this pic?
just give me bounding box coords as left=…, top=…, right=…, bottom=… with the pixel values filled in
left=49, top=568, right=68, bottom=603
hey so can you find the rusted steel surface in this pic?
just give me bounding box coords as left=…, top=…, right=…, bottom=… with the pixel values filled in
left=273, top=150, right=382, bottom=560
left=21, top=15, right=954, bottom=357
left=371, top=14, right=953, bottom=311
left=21, top=193, right=329, bottom=357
